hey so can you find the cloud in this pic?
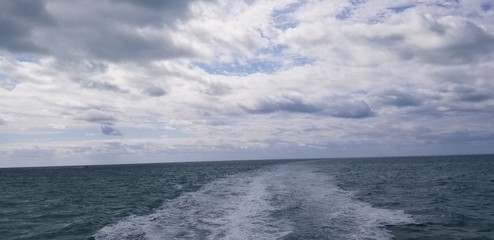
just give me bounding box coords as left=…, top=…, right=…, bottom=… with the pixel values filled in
left=242, top=93, right=375, bottom=119
left=399, top=14, right=494, bottom=64
left=113, top=0, right=192, bottom=19
left=74, top=78, right=128, bottom=93
left=242, top=93, right=320, bottom=114
left=0, top=0, right=202, bottom=62
left=1, top=0, right=493, bottom=167
left=144, top=86, right=166, bottom=97
left=452, top=85, right=492, bottom=102
left=324, top=99, right=375, bottom=119
left=0, top=72, right=20, bottom=91
left=363, top=11, right=494, bottom=64
left=377, top=89, right=422, bottom=108
left=77, top=109, right=116, bottom=123
left=286, top=5, right=494, bottom=66
left=100, top=124, right=122, bottom=136
left=0, top=0, right=54, bottom=53
left=203, top=81, right=231, bottom=95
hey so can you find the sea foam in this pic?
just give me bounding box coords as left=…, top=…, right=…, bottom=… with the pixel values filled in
left=94, top=168, right=293, bottom=240
left=95, top=161, right=413, bottom=240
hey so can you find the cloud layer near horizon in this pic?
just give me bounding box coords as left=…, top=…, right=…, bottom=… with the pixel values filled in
left=1, top=0, right=493, bottom=167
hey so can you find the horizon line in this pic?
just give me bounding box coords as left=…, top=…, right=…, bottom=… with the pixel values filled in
left=1, top=153, right=493, bottom=170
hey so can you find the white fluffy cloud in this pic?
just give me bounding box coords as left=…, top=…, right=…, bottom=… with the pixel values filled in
left=0, top=0, right=493, bottom=167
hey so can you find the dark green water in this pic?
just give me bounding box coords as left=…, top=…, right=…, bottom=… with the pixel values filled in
left=1, top=155, right=493, bottom=239
left=0, top=161, right=271, bottom=240
left=329, top=155, right=494, bottom=239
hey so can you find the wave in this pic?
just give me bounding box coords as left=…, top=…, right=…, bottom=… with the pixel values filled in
left=94, top=162, right=413, bottom=240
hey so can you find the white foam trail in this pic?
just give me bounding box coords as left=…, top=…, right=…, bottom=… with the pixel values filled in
left=94, top=168, right=293, bottom=240
left=269, top=162, right=414, bottom=240
left=95, top=162, right=413, bottom=240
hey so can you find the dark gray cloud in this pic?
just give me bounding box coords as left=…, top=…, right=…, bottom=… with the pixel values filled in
left=74, top=78, right=127, bottom=93
left=144, top=86, right=166, bottom=97
left=0, top=0, right=52, bottom=24
left=0, top=0, right=53, bottom=53
left=452, top=85, right=492, bottom=102
left=378, top=89, right=422, bottom=107
left=427, top=20, right=494, bottom=64
left=324, top=100, right=375, bottom=119
left=120, top=0, right=188, bottom=9
left=114, top=0, right=190, bottom=17
left=77, top=109, right=116, bottom=123
left=100, top=124, right=122, bottom=136
left=0, top=0, right=201, bottom=62
left=431, top=67, right=476, bottom=84
left=243, top=94, right=375, bottom=118
left=74, top=28, right=192, bottom=62
left=243, top=94, right=320, bottom=114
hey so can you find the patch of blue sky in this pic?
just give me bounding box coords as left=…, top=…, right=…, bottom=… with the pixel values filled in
left=336, top=9, right=351, bottom=20
left=350, top=0, right=367, bottom=5
left=388, top=4, right=415, bottom=13
left=367, top=12, right=390, bottom=24
left=273, top=19, right=298, bottom=30
left=272, top=0, right=306, bottom=30
left=195, top=43, right=312, bottom=75
left=196, top=55, right=314, bottom=76
left=481, top=2, right=493, bottom=11
left=0, top=72, right=20, bottom=91
left=435, top=0, right=460, bottom=9
left=196, top=59, right=282, bottom=75
left=15, top=53, right=40, bottom=63
left=336, top=0, right=367, bottom=20
left=290, top=56, right=314, bottom=66
left=243, top=0, right=255, bottom=6
left=260, top=44, right=288, bottom=55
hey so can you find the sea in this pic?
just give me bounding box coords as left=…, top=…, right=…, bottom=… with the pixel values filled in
left=1, top=155, right=493, bottom=240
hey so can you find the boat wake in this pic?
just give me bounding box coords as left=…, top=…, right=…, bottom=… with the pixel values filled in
left=95, top=162, right=413, bottom=240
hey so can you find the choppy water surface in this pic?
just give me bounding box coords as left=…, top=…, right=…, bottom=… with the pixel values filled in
left=1, top=155, right=493, bottom=239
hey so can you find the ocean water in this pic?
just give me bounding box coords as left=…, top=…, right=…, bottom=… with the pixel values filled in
left=1, top=155, right=493, bottom=240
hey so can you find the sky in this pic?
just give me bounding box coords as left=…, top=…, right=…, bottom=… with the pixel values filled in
left=1, top=0, right=494, bottom=167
